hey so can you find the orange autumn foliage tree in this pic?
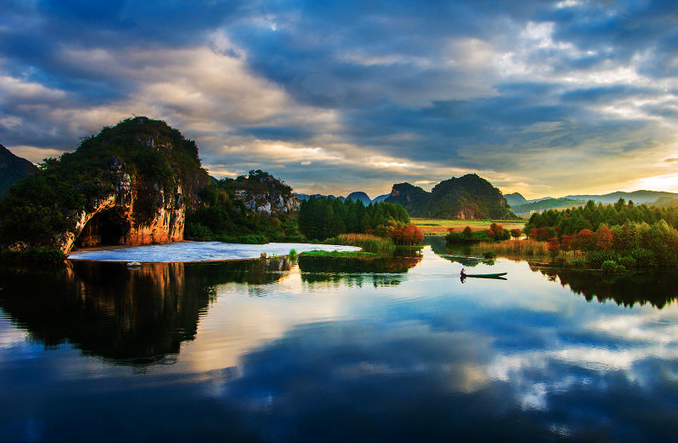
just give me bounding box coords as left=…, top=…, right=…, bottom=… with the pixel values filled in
left=384, top=221, right=424, bottom=246
left=596, top=224, right=614, bottom=250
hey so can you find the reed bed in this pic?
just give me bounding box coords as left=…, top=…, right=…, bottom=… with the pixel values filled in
left=470, top=239, right=549, bottom=257
left=333, top=233, right=396, bottom=254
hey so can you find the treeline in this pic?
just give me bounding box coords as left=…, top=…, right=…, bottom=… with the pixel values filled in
left=298, top=197, right=422, bottom=245
left=525, top=199, right=678, bottom=234
left=524, top=199, right=678, bottom=268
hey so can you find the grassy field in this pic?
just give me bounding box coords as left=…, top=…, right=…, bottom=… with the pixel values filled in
left=411, top=218, right=526, bottom=235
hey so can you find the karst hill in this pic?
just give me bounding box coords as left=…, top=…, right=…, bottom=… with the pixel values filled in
left=0, top=117, right=211, bottom=253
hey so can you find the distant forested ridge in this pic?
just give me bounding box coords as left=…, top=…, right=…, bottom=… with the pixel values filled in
left=564, top=190, right=678, bottom=205
left=511, top=197, right=585, bottom=214
left=385, top=174, right=517, bottom=220
left=0, top=144, right=37, bottom=197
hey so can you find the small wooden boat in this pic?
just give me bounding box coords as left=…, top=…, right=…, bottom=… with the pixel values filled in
left=461, top=272, right=507, bottom=279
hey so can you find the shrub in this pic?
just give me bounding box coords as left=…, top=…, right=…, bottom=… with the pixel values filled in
left=483, top=251, right=496, bottom=259
left=389, top=224, right=424, bottom=245
left=569, top=258, right=586, bottom=267
left=547, top=237, right=560, bottom=256
left=629, top=248, right=657, bottom=268
left=601, top=260, right=625, bottom=273
left=488, top=223, right=511, bottom=240
left=587, top=250, right=619, bottom=267
left=184, top=223, right=214, bottom=241
left=617, top=256, right=637, bottom=268
left=0, top=247, right=67, bottom=265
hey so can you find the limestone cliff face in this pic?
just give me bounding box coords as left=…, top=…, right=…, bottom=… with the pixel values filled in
left=227, top=170, right=300, bottom=216
left=234, top=189, right=300, bottom=215
left=57, top=157, right=188, bottom=254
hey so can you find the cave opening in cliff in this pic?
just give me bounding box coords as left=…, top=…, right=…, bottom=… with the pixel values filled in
left=76, top=209, right=130, bottom=248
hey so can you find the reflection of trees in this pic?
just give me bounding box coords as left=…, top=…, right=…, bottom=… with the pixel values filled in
left=298, top=250, right=422, bottom=287
left=533, top=266, right=678, bottom=309
left=0, top=258, right=290, bottom=366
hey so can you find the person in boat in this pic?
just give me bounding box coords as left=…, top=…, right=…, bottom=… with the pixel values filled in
left=460, top=268, right=466, bottom=277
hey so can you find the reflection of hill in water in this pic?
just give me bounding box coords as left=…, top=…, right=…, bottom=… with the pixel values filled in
left=533, top=266, right=678, bottom=309
left=425, top=236, right=491, bottom=268
left=0, top=258, right=290, bottom=366
left=298, top=250, right=423, bottom=287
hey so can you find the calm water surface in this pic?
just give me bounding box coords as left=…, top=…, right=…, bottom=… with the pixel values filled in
left=1, top=243, right=678, bottom=442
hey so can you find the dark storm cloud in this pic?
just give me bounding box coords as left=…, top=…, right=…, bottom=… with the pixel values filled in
left=2, top=0, right=678, bottom=194
left=543, top=0, right=678, bottom=77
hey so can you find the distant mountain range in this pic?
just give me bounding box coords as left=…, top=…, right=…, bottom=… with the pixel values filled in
left=506, top=190, right=678, bottom=214
left=295, top=191, right=390, bottom=205
left=563, top=190, right=678, bottom=205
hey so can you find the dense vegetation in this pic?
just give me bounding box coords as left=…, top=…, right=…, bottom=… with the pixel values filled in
left=522, top=199, right=678, bottom=268
left=0, top=117, right=208, bottom=248
left=386, top=174, right=517, bottom=219
left=298, top=196, right=422, bottom=246
left=185, top=171, right=302, bottom=243
left=445, top=223, right=514, bottom=244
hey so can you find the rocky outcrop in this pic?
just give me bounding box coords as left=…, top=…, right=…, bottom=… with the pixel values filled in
left=226, top=170, right=300, bottom=216
left=234, top=189, right=300, bottom=215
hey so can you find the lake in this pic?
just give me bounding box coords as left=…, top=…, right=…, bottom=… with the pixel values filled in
left=1, top=241, right=678, bottom=442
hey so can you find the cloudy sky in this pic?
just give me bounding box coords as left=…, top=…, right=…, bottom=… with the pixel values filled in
left=1, top=0, right=678, bottom=198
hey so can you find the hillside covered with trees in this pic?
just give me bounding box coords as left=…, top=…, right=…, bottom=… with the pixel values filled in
left=385, top=174, right=516, bottom=220
left=185, top=170, right=302, bottom=243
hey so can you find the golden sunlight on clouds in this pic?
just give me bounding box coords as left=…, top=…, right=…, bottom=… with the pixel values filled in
left=630, top=172, right=678, bottom=193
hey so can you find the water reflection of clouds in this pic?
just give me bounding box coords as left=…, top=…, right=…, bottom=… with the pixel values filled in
left=476, top=270, right=678, bottom=420
left=4, top=246, right=678, bottom=441
left=195, top=249, right=678, bottom=439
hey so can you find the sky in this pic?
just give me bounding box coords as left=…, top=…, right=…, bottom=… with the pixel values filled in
left=1, top=0, right=678, bottom=199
